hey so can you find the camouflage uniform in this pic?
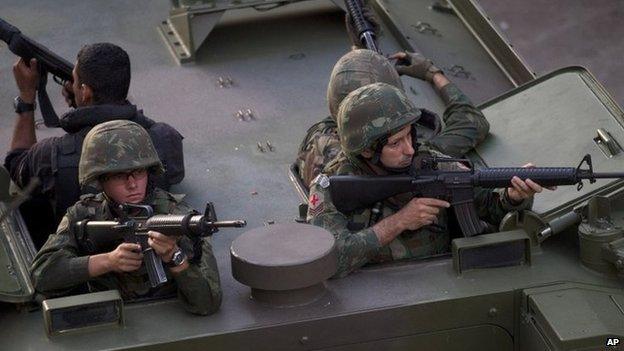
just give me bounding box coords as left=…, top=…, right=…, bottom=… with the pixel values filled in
left=296, top=49, right=489, bottom=188
left=30, top=120, right=221, bottom=315
left=307, top=83, right=531, bottom=277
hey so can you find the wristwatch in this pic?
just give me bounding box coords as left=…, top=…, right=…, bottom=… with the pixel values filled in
left=166, top=247, right=187, bottom=268
left=13, top=96, right=36, bottom=114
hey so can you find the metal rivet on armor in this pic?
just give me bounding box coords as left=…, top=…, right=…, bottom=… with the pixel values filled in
left=488, top=307, right=498, bottom=317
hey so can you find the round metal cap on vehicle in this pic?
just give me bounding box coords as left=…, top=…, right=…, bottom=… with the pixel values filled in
left=230, top=223, right=337, bottom=307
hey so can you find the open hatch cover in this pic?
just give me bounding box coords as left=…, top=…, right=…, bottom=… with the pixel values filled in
left=0, top=167, right=36, bottom=303
left=474, top=67, right=624, bottom=218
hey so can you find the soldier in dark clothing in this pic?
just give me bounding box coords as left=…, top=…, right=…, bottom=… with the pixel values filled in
left=5, top=43, right=183, bottom=248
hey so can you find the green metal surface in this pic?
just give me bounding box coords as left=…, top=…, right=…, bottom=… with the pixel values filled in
left=521, top=283, right=624, bottom=350
left=0, top=1, right=623, bottom=350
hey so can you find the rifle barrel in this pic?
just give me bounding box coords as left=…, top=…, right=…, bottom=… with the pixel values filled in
left=210, top=220, right=247, bottom=228
left=591, top=172, right=624, bottom=179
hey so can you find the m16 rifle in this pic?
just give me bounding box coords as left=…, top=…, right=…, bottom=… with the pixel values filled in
left=344, top=0, right=380, bottom=53
left=329, top=154, right=624, bottom=237
left=0, top=17, right=74, bottom=128
left=74, top=202, right=246, bottom=288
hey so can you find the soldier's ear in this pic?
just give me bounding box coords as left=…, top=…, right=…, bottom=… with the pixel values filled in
left=80, top=83, right=94, bottom=105
left=361, top=149, right=373, bottom=159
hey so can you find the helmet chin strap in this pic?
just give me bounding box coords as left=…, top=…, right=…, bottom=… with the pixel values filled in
left=370, top=124, right=419, bottom=174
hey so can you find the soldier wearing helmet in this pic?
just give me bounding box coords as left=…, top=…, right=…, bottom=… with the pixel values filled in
left=295, top=47, right=489, bottom=188
left=30, top=120, right=221, bottom=315
left=307, top=83, right=549, bottom=277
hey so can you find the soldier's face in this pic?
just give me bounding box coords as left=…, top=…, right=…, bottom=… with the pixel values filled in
left=100, top=169, right=148, bottom=204
left=379, top=125, right=414, bottom=168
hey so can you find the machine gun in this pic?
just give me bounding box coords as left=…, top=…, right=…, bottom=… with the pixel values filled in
left=74, top=202, right=246, bottom=287
left=329, top=154, right=624, bottom=237
left=0, top=17, right=74, bottom=128
left=344, top=0, right=380, bottom=53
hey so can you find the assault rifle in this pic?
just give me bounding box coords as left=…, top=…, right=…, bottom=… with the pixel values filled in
left=329, top=154, right=624, bottom=237
left=74, top=202, right=246, bottom=287
left=0, top=17, right=74, bottom=128
left=344, top=0, right=380, bottom=53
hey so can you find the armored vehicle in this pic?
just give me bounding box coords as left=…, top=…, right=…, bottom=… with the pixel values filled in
left=0, top=1, right=623, bottom=350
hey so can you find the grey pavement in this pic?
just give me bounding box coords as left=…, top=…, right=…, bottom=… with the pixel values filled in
left=478, top=0, right=624, bottom=106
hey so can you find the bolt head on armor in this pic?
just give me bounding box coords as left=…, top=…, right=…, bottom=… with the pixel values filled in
left=327, top=49, right=404, bottom=119
left=337, top=82, right=421, bottom=159
left=78, top=120, right=164, bottom=187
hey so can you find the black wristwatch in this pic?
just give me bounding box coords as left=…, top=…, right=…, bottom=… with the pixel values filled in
left=166, top=247, right=187, bottom=268
left=13, top=96, right=36, bottom=114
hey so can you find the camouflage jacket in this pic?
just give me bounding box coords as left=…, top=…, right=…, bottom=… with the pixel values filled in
left=30, top=187, right=222, bottom=315
left=307, top=148, right=532, bottom=278
left=295, top=83, right=489, bottom=188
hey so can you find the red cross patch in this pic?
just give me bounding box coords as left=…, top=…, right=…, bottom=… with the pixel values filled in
left=308, top=191, right=324, bottom=215
left=310, top=194, right=320, bottom=207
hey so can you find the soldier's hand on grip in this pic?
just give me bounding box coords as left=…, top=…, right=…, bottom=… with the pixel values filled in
left=397, top=197, right=450, bottom=231
left=62, top=81, right=76, bottom=108
left=106, top=242, right=143, bottom=273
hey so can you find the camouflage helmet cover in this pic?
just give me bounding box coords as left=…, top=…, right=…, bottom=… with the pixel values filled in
left=79, top=120, right=163, bottom=187
left=327, top=49, right=404, bottom=119
left=337, top=82, right=421, bottom=159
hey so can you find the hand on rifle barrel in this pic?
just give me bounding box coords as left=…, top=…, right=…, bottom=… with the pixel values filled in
left=507, top=163, right=556, bottom=204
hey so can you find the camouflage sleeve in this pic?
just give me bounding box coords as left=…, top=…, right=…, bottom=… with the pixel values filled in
left=167, top=199, right=222, bottom=315
left=473, top=187, right=533, bottom=226
left=425, top=83, right=490, bottom=157
left=307, top=177, right=382, bottom=278
left=29, top=210, right=91, bottom=297
left=172, top=237, right=222, bottom=315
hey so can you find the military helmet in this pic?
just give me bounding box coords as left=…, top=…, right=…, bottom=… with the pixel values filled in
left=79, top=120, right=163, bottom=187
left=337, top=82, right=421, bottom=158
left=327, top=49, right=404, bottom=119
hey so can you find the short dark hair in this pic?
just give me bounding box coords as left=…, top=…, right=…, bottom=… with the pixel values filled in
left=76, top=43, right=131, bottom=105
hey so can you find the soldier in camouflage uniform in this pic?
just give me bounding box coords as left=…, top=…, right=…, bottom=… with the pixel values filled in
left=295, top=48, right=489, bottom=188
left=307, top=83, right=548, bottom=278
left=30, top=120, right=221, bottom=315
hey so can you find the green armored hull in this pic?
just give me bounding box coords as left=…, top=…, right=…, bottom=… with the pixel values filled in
left=0, top=1, right=622, bottom=350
